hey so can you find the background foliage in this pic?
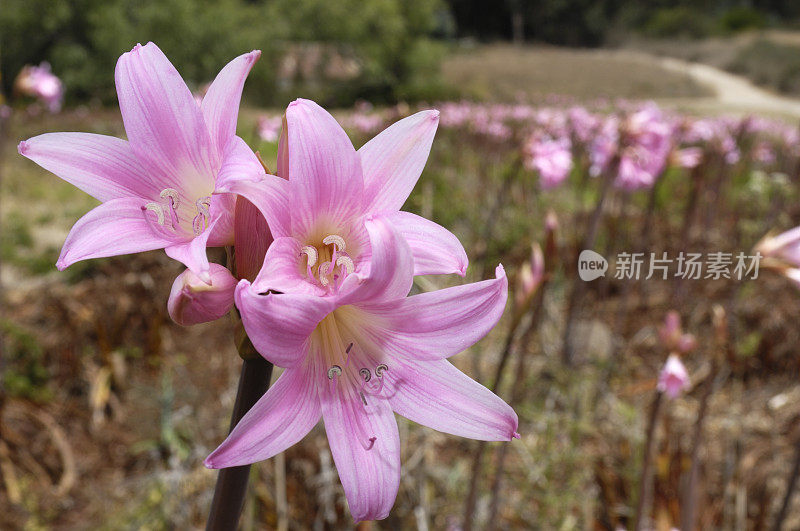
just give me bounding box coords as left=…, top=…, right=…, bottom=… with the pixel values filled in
left=0, top=0, right=446, bottom=107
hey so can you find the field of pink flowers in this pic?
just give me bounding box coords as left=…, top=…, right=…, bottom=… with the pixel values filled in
left=4, top=89, right=800, bottom=529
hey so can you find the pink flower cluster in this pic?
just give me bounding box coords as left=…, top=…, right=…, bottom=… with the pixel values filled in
left=334, top=99, right=800, bottom=193
left=19, top=43, right=518, bottom=523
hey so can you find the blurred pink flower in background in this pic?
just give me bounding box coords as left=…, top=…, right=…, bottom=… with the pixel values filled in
left=672, top=147, right=703, bottom=169
left=14, top=62, right=64, bottom=112
left=256, top=115, right=282, bottom=142
left=658, top=354, right=690, bottom=399
left=753, top=141, right=776, bottom=165
left=658, top=311, right=697, bottom=354
left=615, top=104, right=673, bottom=190
left=524, top=134, right=573, bottom=189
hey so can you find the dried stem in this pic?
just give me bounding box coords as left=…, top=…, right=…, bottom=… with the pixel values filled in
left=206, top=354, right=273, bottom=530
left=563, top=163, right=616, bottom=365
left=680, top=360, right=717, bottom=530
left=633, top=390, right=663, bottom=531
left=486, top=283, right=548, bottom=528
left=771, top=435, right=800, bottom=531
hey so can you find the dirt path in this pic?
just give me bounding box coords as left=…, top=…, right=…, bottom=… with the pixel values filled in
left=618, top=50, right=800, bottom=118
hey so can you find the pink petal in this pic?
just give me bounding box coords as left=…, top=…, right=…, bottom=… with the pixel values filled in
left=251, top=237, right=323, bottom=295
left=235, top=280, right=334, bottom=367
left=201, top=50, right=261, bottom=161
left=383, top=357, right=518, bottom=441
left=216, top=136, right=292, bottom=238
left=18, top=133, right=156, bottom=202
left=382, top=211, right=467, bottom=276
left=338, top=215, right=414, bottom=305
left=205, top=366, right=321, bottom=468
left=164, top=218, right=217, bottom=283
left=276, top=114, right=289, bottom=178
left=285, top=99, right=364, bottom=237
left=234, top=196, right=272, bottom=282
left=360, top=265, right=507, bottom=360
left=206, top=192, right=236, bottom=247
left=167, top=264, right=236, bottom=326
left=359, top=110, right=439, bottom=212
left=56, top=198, right=176, bottom=270
left=115, top=42, right=216, bottom=194
left=321, top=384, right=400, bottom=522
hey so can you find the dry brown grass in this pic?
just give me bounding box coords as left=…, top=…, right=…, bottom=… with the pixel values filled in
left=442, top=44, right=712, bottom=102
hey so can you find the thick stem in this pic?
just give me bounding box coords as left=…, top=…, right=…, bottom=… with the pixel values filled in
left=206, top=356, right=273, bottom=530
left=772, top=436, right=800, bottom=531
left=633, top=391, right=663, bottom=531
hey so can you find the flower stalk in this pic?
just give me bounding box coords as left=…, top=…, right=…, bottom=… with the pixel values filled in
left=206, top=344, right=273, bottom=530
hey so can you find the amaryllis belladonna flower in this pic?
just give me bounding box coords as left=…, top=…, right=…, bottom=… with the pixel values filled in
left=18, top=42, right=260, bottom=282
left=206, top=100, right=517, bottom=521
left=658, top=354, right=690, bottom=399
left=215, top=98, right=468, bottom=289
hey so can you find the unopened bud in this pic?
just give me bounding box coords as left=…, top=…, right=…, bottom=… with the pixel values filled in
left=168, top=264, right=237, bottom=326
left=515, top=243, right=544, bottom=311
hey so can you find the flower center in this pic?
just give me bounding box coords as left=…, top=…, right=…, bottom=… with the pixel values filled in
left=313, top=309, right=388, bottom=451
left=142, top=188, right=213, bottom=236
left=300, top=234, right=355, bottom=289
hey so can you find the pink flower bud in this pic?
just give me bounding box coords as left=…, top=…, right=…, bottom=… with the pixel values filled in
left=658, top=311, right=697, bottom=353
left=658, top=354, right=690, bottom=399
left=168, top=264, right=237, bottom=326
left=545, top=210, right=559, bottom=233
left=515, top=243, right=544, bottom=309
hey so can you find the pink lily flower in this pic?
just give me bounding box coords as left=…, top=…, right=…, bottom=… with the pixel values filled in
left=658, top=354, right=690, bottom=399
left=18, top=42, right=261, bottom=282
left=206, top=100, right=515, bottom=520
left=215, top=98, right=469, bottom=291
left=205, top=217, right=517, bottom=521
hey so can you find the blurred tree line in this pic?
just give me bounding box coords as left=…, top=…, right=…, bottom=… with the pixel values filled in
left=0, top=0, right=448, bottom=107
left=447, top=0, right=800, bottom=45
left=4, top=0, right=800, bottom=108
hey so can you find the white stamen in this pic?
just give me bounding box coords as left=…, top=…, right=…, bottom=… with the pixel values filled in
left=159, top=188, right=181, bottom=209
left=196, top=196, right=211, bottom=217
left=192, top=196, right=212, bottom=235
left=359, top=368, right=372, bottom=382
left=300, top=245, right=318, bottom=267
left=323, top=234, right=346, bottom=251
left=375, top=364, right=388, bottom=378
left=318, top=261, right=334, bottom=286
left=336, top=256, right=355, bottom=276
left=327, top=365, right=343, bottom=380
left=144, top=202, right=165, bottom=225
